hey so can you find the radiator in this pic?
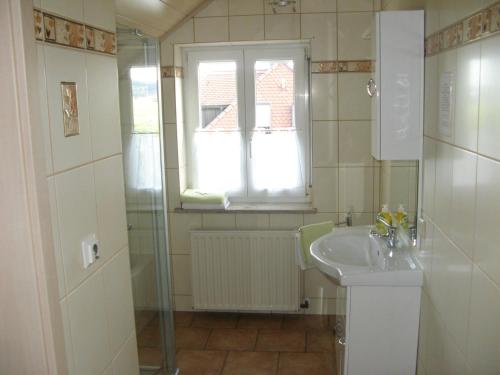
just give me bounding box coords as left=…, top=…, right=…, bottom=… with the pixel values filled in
left=190, top=230, right=300, bottom=312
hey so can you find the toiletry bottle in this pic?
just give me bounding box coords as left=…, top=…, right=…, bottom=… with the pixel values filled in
left=395, top=204, right=409, bottom=231
left=376, top=204, right=392, bottom=235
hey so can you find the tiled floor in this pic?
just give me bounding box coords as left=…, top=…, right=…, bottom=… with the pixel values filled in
left=136, top=310, right=337, bottom=375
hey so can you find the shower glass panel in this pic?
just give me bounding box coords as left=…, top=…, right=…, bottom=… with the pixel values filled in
left=117, top=28, right=177, bottom=375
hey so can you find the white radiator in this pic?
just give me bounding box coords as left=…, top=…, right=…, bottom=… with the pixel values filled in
left=190, top=230, right=300, bottom=312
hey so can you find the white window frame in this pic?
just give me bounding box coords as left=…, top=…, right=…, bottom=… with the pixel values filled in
left=183, top=43, right=310, bottom=204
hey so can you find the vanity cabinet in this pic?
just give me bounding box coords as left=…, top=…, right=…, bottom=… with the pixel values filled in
left=370, top=11, right=424, bottom=160
left=335, top=285, right=421, bottom=375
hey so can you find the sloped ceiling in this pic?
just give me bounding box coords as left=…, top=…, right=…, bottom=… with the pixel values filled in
left=115, top=0, right=211, bottom=38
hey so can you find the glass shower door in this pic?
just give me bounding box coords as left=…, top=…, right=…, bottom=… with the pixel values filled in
left=116, top=28, right=177, bottom=375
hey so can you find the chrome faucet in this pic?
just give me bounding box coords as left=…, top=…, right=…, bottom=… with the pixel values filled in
left=371, top=213, right=398, bottom=248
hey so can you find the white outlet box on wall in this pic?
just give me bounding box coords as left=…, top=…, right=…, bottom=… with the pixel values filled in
left=81, top=233, right=99, bottom=269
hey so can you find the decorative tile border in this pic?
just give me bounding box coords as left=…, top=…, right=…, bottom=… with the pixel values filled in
left=33, top=8, right=116, bottom=55
left=311, top=60, right=373, bottom=74
left=425, top=1, right=500, bottom=56
left=161, top=66, right=184, bottom=78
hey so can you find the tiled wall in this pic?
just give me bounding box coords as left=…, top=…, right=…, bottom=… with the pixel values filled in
left=415, top=0, right=500, bottom=374
left=160, top=0, right=417, bottom=314
left=35, top=0, right=139, bottom=374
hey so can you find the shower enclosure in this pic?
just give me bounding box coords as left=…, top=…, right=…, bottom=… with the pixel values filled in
left=116, top=28, right=177, bottom=375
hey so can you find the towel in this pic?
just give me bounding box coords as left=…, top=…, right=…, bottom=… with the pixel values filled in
left=295, top=221, right=334, bottom=270
left=181, top=189, right=228, bottom=209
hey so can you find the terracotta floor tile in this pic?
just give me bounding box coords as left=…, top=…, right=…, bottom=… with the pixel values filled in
left=175, top=327, right=212, bottom=350
left=206, top=329, right=258, bottom=351
left=177, top=349, right=227, bottom=374
left=237, top=314, right=283, bottom=329
left=255, top=330, right=306, bottom=352
left=137, top=321, right=161, bottom=348
left=138, top=346, right=164, bottom=367
left=175, top=311, right=195, bottom=327
left=135, top=310, right=158, bottom=334
left=306, top=330, right=335, bottom=352
left=222, top=351, right=279, bottom=375
left=278, top=352, right=335, bottom=375
left=282, top=315, right=330, bottom=331
left=192, top=312, right=239, bottom=329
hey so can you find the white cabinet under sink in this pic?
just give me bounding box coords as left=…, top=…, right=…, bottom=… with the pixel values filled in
left=370, top=10, right=424, bottom=161
left=335, top=285, right=421, bottom=375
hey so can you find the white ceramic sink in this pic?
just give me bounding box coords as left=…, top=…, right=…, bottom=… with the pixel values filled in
left=310, top=226, right=423, bottom=287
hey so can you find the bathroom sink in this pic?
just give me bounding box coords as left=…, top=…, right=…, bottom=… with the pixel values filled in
left=310, top=226, right=423, bottom=287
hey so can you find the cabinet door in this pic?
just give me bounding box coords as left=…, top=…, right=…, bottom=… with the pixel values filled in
left=370, top=13, right=381, bottom=160
left=335, top=286, right=348, bottom=375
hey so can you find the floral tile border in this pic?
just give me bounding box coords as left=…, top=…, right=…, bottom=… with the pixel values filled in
left=161, top=66, right=184, bottom=78
left=311, top=60, right=373, bottom=74
left=33, top=8, right=116, bottom=55
left=425, top=0, right=500, bottom=56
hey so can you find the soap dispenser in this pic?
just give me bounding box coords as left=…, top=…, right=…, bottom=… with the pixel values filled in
left=376, top=204, right=392, bottom=235
left=395, top=204, right=409, bottom=231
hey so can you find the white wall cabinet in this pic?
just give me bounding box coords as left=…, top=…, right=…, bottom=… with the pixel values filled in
left=370, top=11, right=424, bottom=160
left=335, top=285, right=421, bottom=375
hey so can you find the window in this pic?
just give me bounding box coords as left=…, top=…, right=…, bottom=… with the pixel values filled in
left=130, top=66, right=159, bottom=133
left=184, top=44, right=310, bottom=203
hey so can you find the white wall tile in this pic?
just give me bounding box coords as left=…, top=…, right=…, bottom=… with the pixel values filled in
left=338, top=0, right=374, bottom=11
left=42, top=0, right=83, bottom=21
left=112, top=332, right=140, bottom=375
left=235, top=213, right=270, bottom=229
left=424, top=56, right=439, bottom=138
left=229, top=0, right=263, bottom=15
left=312, top=121, right=338, bottom=167
left=45, top=46, right=92, bottom=172
left=433, top=142, right=453, bottom=235
left=160, top=20, right=194, bottom=65
left=202, top=213, right=236, bottom=229
left=55, top=165, right=99, bottom=292
left=36, top=45, right=53, bottom=175
left=102, top=248, right=135, bottom=355
left=166, top=169, right=181, bottom=210
left=449, top=148, right=476, bottom=258
left=429, top=228, right=472, bottom=354
left=301, top=13, right=337, bottom=60
left=194, top=17, right=229, bottom=42
left=304, top=268, right=337, bottom=298
left=197, top=0, right=228, bottom=17
left=60, top=299, right=75, bottom=374
left=312, top=74, right=338, bottom=121
left=338, top=121, right=373, bottom=166
left=312, top=168, right=338, bottom=212
left=422, top=138, right=437, bottom=219
left=94, top=156, right=128, bottom=261
left=337, top=12, right=373, bottom=60
left=264, top=14, right=300, bottom=40
left=48, top=177, right=66, bottom=298
left=269, top=213, right=304, bottom=229
left=301, top=0, right=336, bottom=13
left=162, top=78, right=177, bottom=124
left=165, top=124, right=179, bottom=169
left=168, top=213, right=202, bottom=254
left=338, top=167, right=374, bottom=212
left=474, top=156, right=500, bottom=286
left=229, top=15, right=265, bottom=41
left=84, top=0, right=115, bottom=31
left=303, top=212, right=338, bottom=225
left=67, top=271, right=111, bottom=375
left=437, top=49, right=457, bottom=143
left=264, top=0, right=301, bottom=14
left=454, top=43, right=480, bottom=152
left=478, top=36, right=500, bottom=160
left=86, top=54, right=122, bottom=160
left=466, top=266, right=500, bottom=375
left=338, top=73, right=372, bottom=120
left=172, top=254, right=192, bottom=295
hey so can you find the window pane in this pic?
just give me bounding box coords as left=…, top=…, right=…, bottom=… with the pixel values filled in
left=130, top=67, right=159, bottom=133
left=198, top=62, right=238, bottom=130
left=254, top=60, right=294, bottom=129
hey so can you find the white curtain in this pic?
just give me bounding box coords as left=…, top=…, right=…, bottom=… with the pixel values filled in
left=125, top=133, right=162, bottom=192
left=192, top=131, right=243, bottom=194
left=249, top=130, right=304, bottom=195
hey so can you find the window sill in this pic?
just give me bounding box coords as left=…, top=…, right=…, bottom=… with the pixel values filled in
left=174, top=203, right=317, bottom=214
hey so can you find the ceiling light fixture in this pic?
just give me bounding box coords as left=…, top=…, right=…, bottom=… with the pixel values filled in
left=269, top=0, right=297, bottom=14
